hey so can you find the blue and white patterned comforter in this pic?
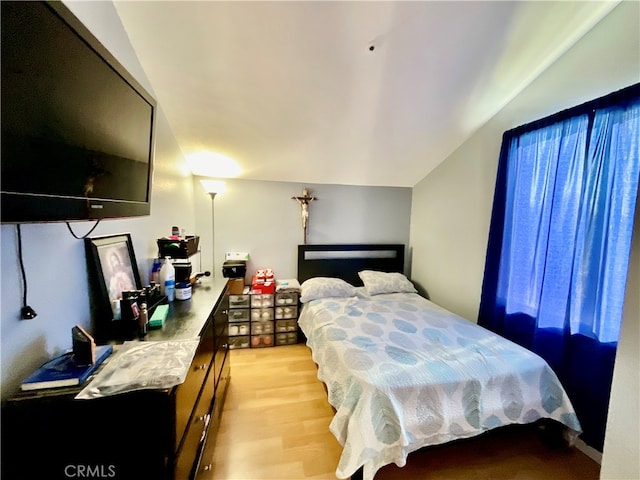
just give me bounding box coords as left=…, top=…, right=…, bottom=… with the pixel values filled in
left=298, top=291, right=581, bottom=480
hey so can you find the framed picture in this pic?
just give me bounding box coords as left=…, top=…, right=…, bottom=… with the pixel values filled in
left=85, top=233, right=142, bottom=340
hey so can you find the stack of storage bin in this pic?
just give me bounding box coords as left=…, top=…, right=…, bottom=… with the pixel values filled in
left=224, top=253, right=250, bottom=348
left=250, top=293, right=275, bottom=347
left=274, top=292, right=299, bottom=345
left=228, top=292, right=250, bottom=349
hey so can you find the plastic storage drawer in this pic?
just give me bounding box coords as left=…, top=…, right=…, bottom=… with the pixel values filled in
left=228, top=309, right=250, bottom=322
left=250, top=308, right=274, bottom=322
left=229, top=336, right=250, bottom=349
left=275, top=292, right=298, bottom=305
left=251, top=321, right=274, bottom=335
left=250, top=334, right=274, bottom=348
left=275, top=332, right=298, bottom=346
left=229, top=294, right=250, bottom=309
left=250, top=294, right=274, bottom=308
left=275, top=306, right=298, bottom=320
left=228, top=322, right=250, bottom=336
left=275, top=319, right=297, bottom=333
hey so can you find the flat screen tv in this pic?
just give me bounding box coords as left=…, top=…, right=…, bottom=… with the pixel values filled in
left=1, top=1, right=156, bottom=223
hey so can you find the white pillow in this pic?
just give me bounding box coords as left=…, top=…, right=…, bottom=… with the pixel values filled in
left=358, top=270, right=417, bottom=295
left=300, top=277, right=356, bottom=303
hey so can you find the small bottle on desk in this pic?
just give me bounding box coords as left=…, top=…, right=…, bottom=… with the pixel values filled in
left=139, top=302, right=148, bottom=338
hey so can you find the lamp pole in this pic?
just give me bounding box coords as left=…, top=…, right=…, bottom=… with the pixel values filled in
left=209, top=192, right=217, bottom=277
left=200, top=179, right=224, bottom=278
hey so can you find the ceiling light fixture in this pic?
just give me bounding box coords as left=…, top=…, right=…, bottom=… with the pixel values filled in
left=186, top=151, right=241, bottom=178
left=200, top=179, right=226, bottom=195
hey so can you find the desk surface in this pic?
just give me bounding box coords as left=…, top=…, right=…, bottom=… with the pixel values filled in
left=6, top=276, right=229, bottom=402
left=145, top=276, right=228, bottom=341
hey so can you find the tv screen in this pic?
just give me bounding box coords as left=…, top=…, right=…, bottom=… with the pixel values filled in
left=1, top=1, right=156, bottom=223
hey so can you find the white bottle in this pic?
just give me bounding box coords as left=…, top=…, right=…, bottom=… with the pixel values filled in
left=159, top=256, right=176, bottom=302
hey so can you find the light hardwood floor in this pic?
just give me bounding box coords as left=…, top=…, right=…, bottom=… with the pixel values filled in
left=205, top=344, right=600, bottom=480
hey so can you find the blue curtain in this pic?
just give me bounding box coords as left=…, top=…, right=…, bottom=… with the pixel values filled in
left=479, top=92, right=640, bottom=450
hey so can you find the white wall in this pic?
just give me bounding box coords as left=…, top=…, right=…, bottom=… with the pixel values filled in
left=409, top=0, right=639, bottom=473
left=601, top=195, right=640, bottom=480
left=0, top=2, right=195, bottom=398
left=192, top=178, right=412, bottom=283
left=410, top=0, right=639, bottom=322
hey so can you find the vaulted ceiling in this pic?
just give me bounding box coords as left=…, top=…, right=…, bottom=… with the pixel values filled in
left=113, top=1, right=617, bottom=187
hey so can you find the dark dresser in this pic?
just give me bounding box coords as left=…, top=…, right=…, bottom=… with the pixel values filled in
left=1, top=278, right=229, bottom=480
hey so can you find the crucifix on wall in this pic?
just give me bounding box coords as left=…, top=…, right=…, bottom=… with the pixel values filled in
left=292, top=187, right=317, bottom=244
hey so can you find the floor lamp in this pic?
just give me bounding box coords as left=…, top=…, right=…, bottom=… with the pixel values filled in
left=200, top=180, right=225, bottom=278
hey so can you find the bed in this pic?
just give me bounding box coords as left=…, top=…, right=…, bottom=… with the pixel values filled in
left=297, top=244, right=582, bottom=480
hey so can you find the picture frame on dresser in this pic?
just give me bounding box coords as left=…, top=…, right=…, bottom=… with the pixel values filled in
left=85, top=233, right=142, bottom=341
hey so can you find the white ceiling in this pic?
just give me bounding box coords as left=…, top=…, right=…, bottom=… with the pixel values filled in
left=113, top=1, right=617, bottom=187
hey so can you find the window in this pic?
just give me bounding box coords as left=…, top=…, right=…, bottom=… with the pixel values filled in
left=479, top=83, right=639, bottom=450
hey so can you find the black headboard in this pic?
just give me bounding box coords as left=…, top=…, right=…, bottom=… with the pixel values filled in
left=297, top=244, right=405, bottom=286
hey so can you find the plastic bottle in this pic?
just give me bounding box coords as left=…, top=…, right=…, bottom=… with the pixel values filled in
left=159, top=256, right=176, bottom=302
left=138, top=302, right=148, bottom=337
left=150, top=257, right=162, bottom=284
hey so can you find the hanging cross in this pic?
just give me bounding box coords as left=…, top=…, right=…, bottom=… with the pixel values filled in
left=292, top=187, right=317, bottom=244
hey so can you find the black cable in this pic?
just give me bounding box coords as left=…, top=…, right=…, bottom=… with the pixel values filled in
left=66, top=219, right=100, bottom=239
left=16, top=224, right=37, bottom=319
left=16, top=220, right=100, bottom=320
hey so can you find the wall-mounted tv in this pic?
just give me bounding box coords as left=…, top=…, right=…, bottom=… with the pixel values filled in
left=1, top=1, right=156, bottom=223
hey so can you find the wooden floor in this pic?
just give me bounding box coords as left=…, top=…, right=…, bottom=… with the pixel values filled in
left=204, top=344, right=600, bottom=480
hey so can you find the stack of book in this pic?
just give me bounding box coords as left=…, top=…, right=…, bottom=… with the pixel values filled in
left=20, top=344, right=113, bottom=391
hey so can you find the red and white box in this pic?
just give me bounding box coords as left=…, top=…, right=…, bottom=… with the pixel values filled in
left=251, top=268, right=276, bottom=294
left=251, top=278, right=275, bottom=294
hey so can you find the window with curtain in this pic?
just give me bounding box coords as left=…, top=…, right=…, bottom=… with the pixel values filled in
left=479, top=84, right=639, bottom=450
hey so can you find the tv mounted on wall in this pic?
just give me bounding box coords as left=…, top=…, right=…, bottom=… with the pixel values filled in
left=1, top=1, right=156, bottom=223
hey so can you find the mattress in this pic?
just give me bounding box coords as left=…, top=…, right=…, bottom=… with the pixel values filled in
left=298, top=290, right=581, bottom=480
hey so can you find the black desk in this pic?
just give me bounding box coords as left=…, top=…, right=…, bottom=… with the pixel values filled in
left=1, top=278, right=230, bottom=480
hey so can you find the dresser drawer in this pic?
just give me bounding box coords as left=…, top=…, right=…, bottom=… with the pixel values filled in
left=195, top=361, right=230, bottom=479
left=194, top=397, right=222, bottom=479
left=174, top=365, right=215, bottom=479
left=2, top=388, right=173, bottom=479
left=175, top=320, right=214, bottom=446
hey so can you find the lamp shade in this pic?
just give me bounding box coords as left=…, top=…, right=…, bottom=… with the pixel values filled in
left=200, top=179, right=226, bottom=195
